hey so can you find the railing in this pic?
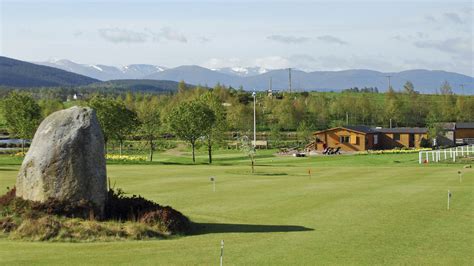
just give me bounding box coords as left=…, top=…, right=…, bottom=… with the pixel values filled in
left=419, top=144, right=474, bottom=164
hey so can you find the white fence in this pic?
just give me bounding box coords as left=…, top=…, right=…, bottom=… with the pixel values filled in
left=419, top=144, right=474, bottom=164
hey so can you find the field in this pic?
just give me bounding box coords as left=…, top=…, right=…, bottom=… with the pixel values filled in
left=0, top=150, right=472, bottom=265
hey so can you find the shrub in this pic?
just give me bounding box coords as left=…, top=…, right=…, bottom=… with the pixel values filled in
left=0, top=187, right=191, bottom=241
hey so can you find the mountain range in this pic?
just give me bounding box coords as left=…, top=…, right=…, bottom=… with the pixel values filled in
left=37, top=59, right=473, bottom=94
left=1, top=56, right=472, bottom=94
left=0, top=56, right=98, bottom=87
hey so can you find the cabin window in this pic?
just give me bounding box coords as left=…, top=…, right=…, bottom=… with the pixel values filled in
left=393, top=133, right=400, bottom=141
left=356, top=137, right=360, bottom=145
left=339, top=136, right=350, bottom=143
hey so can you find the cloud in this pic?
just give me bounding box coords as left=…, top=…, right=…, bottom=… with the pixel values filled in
left=204, top=58, right=243, bottom=69
left=444, top=12, right=464, bottom=24
left=153, top=27, right=187, bottom=43
left=204, top=56, right=291, bottom=70
left=198, top=36, right=211, bottom=43
left=267, top=35, right=310, bottom=44
left=316, top=35, right=347, bottom=45
left=73, top=30, right=83, bottom=38
left=98, top=28, right=148, bottom=43
left=424, top=15, right=437, bottom=23
left=414, top=37, right=472, bottom=58
left=254, top=56, right=291, bottom=69
left=99, top=27, right=187, bottom=44
left=393, top=32, right=428, bottom=41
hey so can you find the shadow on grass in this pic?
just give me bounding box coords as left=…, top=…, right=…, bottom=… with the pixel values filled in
left=191, top=223, right=313, bottom=235
left=0, top=168, right=17, bottom=171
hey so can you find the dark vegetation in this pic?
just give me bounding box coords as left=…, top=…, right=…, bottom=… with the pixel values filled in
left=0, top=187, right=191, bottom=241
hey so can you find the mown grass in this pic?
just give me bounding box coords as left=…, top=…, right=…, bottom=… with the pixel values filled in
left=0, top=150, right=472, bottom=265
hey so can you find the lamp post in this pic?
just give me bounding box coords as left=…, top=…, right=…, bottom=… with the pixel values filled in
left=252, top=91, right=256, bottom=148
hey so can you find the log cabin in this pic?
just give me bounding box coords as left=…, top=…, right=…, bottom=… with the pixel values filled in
left=306, top=125, right=429, bottom=152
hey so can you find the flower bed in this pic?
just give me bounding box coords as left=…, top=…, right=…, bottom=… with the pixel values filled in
left=358, top=148, right=432, bottom=155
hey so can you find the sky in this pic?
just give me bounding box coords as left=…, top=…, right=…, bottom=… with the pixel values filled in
left=0, top=0, right=472, bottom=76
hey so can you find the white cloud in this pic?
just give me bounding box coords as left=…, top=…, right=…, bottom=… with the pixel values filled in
left=99, top=27, right=187, bottom=44
left=267, top=35, right=310, bottom=44
left=153, top=27, right=187, bottom=43
left=414, top=37, right=472, bottom=58
left=316, top=35, right=347, bottom=45
left=444, top=12, right=464, bottom=24
left=98, top=28, right=148, bottom=43
left=254, top=56, right=291, bottom=69
left=204, top=57, right=244, bottom=69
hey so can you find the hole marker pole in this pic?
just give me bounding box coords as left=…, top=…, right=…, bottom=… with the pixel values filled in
left=308, top=168, right=311, bottom=180
left=210, top=177, right=216, bottom=192
left=447, top=190, right=451, bottom=210
left=458, top=171, right=462, bottom=183
left=220, top=240, right=224, bottom=266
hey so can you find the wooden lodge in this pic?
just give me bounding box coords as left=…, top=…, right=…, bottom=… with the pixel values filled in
left=306, top=125, right=429, bottom=152
left=438, top=122, right=474, bottom=146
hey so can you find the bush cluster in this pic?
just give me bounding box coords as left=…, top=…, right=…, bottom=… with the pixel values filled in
left=0, top=187, right=191, bottom=241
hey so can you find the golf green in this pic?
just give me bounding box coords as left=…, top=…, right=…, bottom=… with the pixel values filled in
left=0, top=151, right=472, bottom=265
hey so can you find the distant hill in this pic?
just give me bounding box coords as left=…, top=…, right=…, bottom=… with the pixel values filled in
left=0, top=56, right=98, bottom=87
left=144, top=65, right=238, bottom=87
left=84, top=79, right=183, bottom=93
left=30, top=57, right=474, bottom=94
left=37, top=59, right=167, bottom=81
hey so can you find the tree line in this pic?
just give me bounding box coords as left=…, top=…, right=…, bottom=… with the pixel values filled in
left=1, top=80, right=473, bottom=162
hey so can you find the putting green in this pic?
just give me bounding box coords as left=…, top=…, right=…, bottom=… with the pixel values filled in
left=0, top=151, right=472, bottom=265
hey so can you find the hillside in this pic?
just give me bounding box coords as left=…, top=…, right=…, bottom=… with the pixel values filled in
left=0, top=56, right=98, bottom=87
left=84, top=79, right=183, bottom=93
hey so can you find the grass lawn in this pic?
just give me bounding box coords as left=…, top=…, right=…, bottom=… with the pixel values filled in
left=0, top=150, right=472, bottom=265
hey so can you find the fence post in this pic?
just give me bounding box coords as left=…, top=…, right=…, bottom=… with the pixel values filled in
left=419, top=152, right=422, bottom=164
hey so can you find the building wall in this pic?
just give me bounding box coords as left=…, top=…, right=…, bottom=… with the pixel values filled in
left=315, top=129, right=366, bottom=151
left=455, top=129, right=474, bottom=139
left=379, top=133, right=427, bottom=149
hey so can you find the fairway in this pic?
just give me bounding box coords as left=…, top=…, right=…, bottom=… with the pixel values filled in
left=0, top=151, right=472, bottom=265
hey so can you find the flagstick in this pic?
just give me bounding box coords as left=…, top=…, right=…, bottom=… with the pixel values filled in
left=447, top=190, right=451, bottom=210
left=458, top=171, right=462, bottom=183
left=220, top=240, right=224, bottom=266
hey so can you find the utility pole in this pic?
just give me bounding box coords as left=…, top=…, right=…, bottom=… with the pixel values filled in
left=346, top=112, right=349, bottom=125
left=385, top=75, right=392, bottom=90
left=269, top=77, right=273, bottom=93
left=389, top=118, right=392, bottom=128
left=288, top=68, right=292, bottom=93
left=252, top=91, right=256, bottom=148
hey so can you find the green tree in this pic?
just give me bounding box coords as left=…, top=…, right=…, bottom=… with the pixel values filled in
left=240, top=135, right=256, bottom=173
left=38, top=98, right=64, bottom=118
left=136, top=97, right=161, bottom=162
left=200, top=91, right=227, bottom=164
left=269, top=124, right=282, bottom=148
left=167, top=101, right=215, bottom=163
left=89, top=96, right=139, bottom=155
left=297, top=120, right=312, bottom=145
left=1, top=92, right=42, bottom=152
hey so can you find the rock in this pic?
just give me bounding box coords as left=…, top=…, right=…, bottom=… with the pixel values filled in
left=16, top=106, right=107, bottom=217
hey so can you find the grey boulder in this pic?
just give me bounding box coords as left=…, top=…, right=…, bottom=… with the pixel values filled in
left=16, top=106, right=107, bottom=216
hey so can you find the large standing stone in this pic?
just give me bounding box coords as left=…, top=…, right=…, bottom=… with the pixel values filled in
left=16, top=106, right=107, bottom=216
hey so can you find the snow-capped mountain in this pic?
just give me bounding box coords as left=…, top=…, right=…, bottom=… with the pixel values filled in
left=36, top=59, right=166, bottom=81
left=213, top=66, right=269, bottom=77
left=34, top=59, right=473, bottom=94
